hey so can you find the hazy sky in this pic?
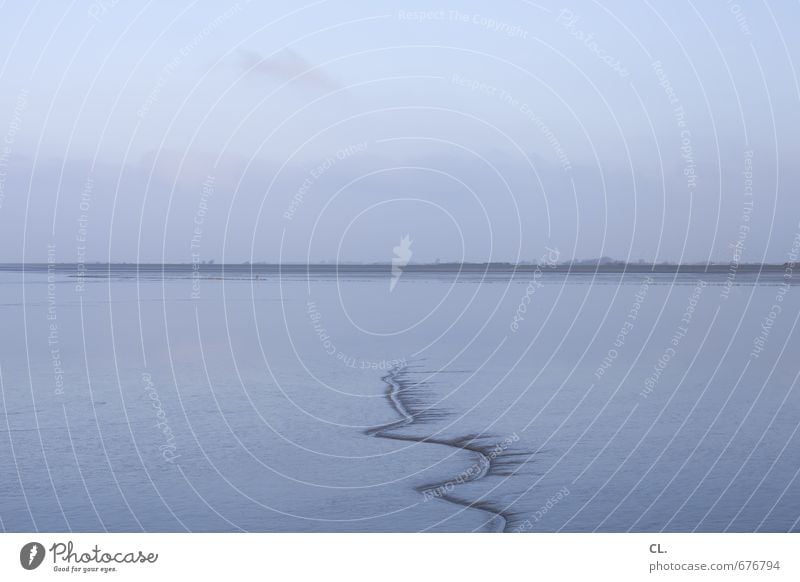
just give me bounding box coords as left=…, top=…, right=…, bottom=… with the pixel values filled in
left=0, top=1, right=798, bottom=263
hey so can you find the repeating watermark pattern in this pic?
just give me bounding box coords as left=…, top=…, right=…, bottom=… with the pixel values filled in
left=721, top=150, right=754, bottom=300
left=283, top=141, right=368, bottom=221
left=137, top=3, right=246, bottom=119
left=87, top=0, right=121, bottom=22
left=422, top=433, right=520, bottom=502
left=652, top=60, right=697, bottom=193
left=142, top=373, right=179, bottom=463
left=451, top=74, right=573, bottom=172
left=0, top=88, right=28, bottom=211
left=74, top=175, right=95, bottom=294
left=556, top=9, right=629, bottom=78
left=510, top=247, right=561, bottom=332
left=190, top=174, right=215, bottom=300
left=3, top=0, right=800, bottom=545
left=726, top=0, right=752, bottom=37
left=750, top=225, right=800, bottom=359
left=390, top=235, right=413, bottom=292
left=306, top=301, right=406, bottom=370
left=594, top=276, right=653, bottom=379
left=512, top=486, right=571, bottom=532
left=640, top=280, right=707, bottom=399
left=397, top=10, right=529, bottom=39
left=46, top=244, right=65, bottom=396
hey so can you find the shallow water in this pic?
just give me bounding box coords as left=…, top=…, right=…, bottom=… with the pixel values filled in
left=1, top=269, right=798, bottom=531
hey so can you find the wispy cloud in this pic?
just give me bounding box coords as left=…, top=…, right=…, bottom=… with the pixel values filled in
left=238, top=48, right=338, bottom=90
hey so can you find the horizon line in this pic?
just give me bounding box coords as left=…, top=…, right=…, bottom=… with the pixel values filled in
left=0, top=261, right=793, bottom=268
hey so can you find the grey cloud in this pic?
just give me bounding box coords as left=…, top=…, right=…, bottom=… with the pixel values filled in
left=238, top=48, right=339, bottom=90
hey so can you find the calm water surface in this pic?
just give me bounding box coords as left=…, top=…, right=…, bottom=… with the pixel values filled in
left=1, top=269, right=798, bottom=531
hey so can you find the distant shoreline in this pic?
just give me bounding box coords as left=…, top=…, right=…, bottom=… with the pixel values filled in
left=0, top=262, right=791, bottom=275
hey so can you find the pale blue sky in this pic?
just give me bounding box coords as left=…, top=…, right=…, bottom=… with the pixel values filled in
left=0, top=1, right=798, bottom=263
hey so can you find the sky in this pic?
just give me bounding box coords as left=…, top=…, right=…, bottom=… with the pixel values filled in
left=0, top=0, right=798, bottom=264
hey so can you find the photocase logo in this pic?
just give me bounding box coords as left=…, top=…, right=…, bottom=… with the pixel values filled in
left=20, top=542, right=46, bottom=570
left=390, top=235, right=413, bottom=291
